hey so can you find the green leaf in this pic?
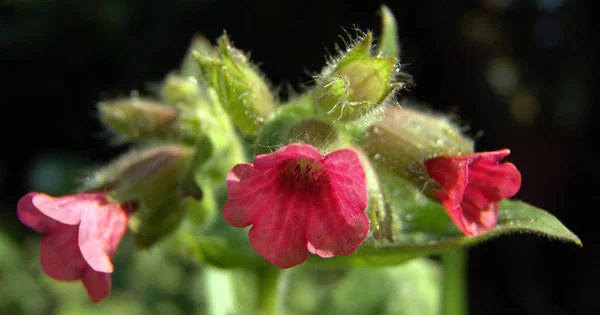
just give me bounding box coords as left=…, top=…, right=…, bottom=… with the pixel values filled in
left=491, top=200, right=582, bottom=246
left=310, top=171, right=581, bottom=267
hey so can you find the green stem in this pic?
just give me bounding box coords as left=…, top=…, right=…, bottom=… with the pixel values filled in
left=441, top=248, right=468, bottom=315
left=204, top=266, right=236, bottom=315
left=256, top=265, right=281, bottom=315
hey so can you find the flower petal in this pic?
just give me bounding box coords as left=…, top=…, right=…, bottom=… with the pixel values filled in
left=17, top=192, right=92, bottom=233
left=461, top=186, right=498, bottom=234
left=248, top=193, right=308, bottom=269
left=226, top=160, right=311, bottom=268
left=40, top=225, right=87, bottom=281
left=78, top=202, right=129, bottom=273
left=324, top=149, right=369, bottom=212
left=426, top=156, right=470, bottom=233
left=223, top=164, right=280, bottom=227
left=18, top=193, right=63, bottom=233
left=253, top=144, right=322, bottom=170
left=304, top=149, right=370, bottom=257
left=305, top=193, right=369, bottom=257
left=225, top=163, right=254, bottom=197
left=82, top=268, right=112, bottom=303
left=468, top=150, right=521, bottom=200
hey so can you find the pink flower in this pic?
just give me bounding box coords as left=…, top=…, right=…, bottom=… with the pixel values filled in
left=424, top=149, right=522, bottom=236
left=17, top=192, right=129, bottom=303
left=223, top=144, right=369, bottom=269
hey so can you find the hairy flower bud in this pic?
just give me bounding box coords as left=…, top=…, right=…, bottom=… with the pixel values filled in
left=179, top=34, right=215, bottom=78
left=98, top=97, right=178, bottom=142
left=161, top=74, right=202, bottom=105
left=83, top=144, right=198, bottom=247
left=194, top=34, right=275, bottom=136
left=316, top=31, right=407, bottom=121
left=111, top=145, right=193, bottom=198
left=362, top=106, right=474, bottom=188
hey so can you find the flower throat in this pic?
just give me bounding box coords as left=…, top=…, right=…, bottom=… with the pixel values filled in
left=287, top=158, right=325, bottom=186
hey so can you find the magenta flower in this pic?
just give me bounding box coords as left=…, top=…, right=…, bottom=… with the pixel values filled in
left=17, top=192, right=129, bottom=303
left=223, top=144, right=369, bottom=269
left=424, top=149, right=522, bottom=236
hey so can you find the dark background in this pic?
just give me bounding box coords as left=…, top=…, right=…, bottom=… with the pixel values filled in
left=1, top=0, right=597, bottom=314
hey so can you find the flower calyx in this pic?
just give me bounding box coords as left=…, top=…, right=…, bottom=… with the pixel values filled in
left=316, top=31, right=409, bottom=122
left=194, top=33, right=275, bottom=136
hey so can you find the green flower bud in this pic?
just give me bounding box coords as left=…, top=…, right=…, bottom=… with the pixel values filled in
left=83, top=144, right=197, bottom=247
left=98, top=97, right=178, bottom=142
left=179, top=34, right=215, bottom=78
left=362, top=105, right=474, bottom=188
left=194, top=34, right=275, bottom=136
left=161, top=74, right=202, bottom=105
left=317, top=31, right=407, bottom=121
left=159, top=75, right=222, bottom=143
left=110, top=144, right=194, bottom=204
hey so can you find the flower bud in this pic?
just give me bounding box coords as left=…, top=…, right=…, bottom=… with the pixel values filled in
left=179, top=34, right=215, bottom=78
left=194, top=34, right=275, bottom=136
left=362, top=106, right=474, bottom=188
left=316, top=31, right=407, bottom=121
left=98, top=97, right=178, bottom=142
left=111, top=145, right=194, bottom=202
left=83, top=144, right=197, bottom=247
left=161, top=74, right=202, bottom=105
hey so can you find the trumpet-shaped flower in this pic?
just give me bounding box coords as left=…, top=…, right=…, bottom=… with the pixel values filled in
left=223, top=144, right=369, bottom=268
left=425, top=149, right=521, bottom=236
left=17, top=192, right=129, bottom=303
